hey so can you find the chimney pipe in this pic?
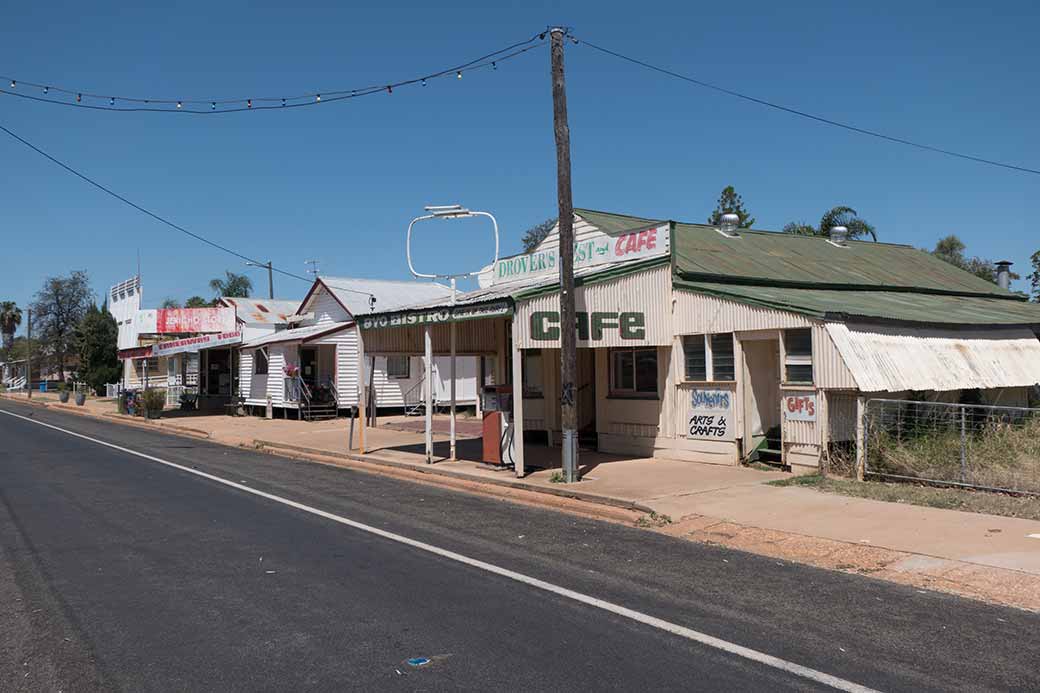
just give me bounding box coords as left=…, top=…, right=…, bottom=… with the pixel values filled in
left=996, top=260, right=1012, bottom=290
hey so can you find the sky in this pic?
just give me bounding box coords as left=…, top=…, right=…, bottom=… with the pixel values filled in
left=2, top=1, right=1038, bottom=332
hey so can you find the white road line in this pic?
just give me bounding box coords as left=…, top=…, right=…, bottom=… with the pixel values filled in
left=0, top=407, right=878, bottom=692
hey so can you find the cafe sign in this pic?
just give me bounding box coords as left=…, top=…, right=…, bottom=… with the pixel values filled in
left=492, top=223, right=669, bottom=285
left=359, top=300, right=512, bottom=330
left=686, top=388, right=735, bottom=440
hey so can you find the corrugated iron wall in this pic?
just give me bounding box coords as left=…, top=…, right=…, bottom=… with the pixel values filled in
left=812, top=324, right=858, bottom=390
left=673, top=290, right=814, bottom=333
left=514, top=265, right=672, bottom=348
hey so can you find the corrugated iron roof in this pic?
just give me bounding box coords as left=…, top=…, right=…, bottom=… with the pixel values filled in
left=317, top=277, right=453, bottom=317
left=674, top=281, right=1040, bottom=326
left=826, top=323, right=1040, bottom=392
left=220, top=297, right=302, bottom=325
left=241, top=321, right=350, bottom=348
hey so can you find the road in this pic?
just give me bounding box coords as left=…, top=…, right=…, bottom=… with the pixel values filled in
left=1, top=400, right=1037, bottom=692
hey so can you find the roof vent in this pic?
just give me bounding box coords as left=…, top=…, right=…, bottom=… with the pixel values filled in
left=716, top=212, right=741, bottom=238
left=827, top=225, right=849, bottom=247
left=996, top=260, right=1013, bottom=290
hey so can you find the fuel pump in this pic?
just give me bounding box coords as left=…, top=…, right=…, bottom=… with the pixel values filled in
left=481, top=385, right=515, bottom=467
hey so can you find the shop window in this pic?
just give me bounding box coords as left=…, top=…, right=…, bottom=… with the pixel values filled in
left=610, top=347, right=658, bottom=397
left=710, top=333, right=735, bottom=381
left=683, top=333, right=735, bottom=381
left=386, top=355, right=410, bottom=379
left=522, top=350, right=543, bottom=397
left=254, top=348, right=269, bottom=375
left=784, top=328, right=814, bottom=383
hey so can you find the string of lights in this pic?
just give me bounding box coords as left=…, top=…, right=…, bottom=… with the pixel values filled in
left=0, top=32, right=546, bottom=114
left=572, top=35, right=1040, bottom=177
left=0, top=121, right=379, bottom=298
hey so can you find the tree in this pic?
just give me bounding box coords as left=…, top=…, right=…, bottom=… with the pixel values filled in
left=76, top=303, right=121, bottom=394
left=521, top=218, right=557, bottom=253
left=185, top=295, right=210, bottom=308
left=30, top=271, right=93, bottom=381
left=1028, top=250, right=1040, bottom=301
left=783, top=205, right=877, bottom=242
left=707, top=185, right=755, bottom=228
left=160, top=297, right=181, bottom=309
left=1, top=301, right=22, bottom=351
left=930, top=235, right=1020, bottom=285
left=209, top=271, right=252, bottom=299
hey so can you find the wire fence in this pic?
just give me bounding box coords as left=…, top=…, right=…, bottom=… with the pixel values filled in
left=863, top=398, right=1040, bottom=495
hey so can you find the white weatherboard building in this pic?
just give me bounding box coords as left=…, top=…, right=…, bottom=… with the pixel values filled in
left=237, top=277, right=479, bottom=418
left=358, top=208, right=1040, bottom=477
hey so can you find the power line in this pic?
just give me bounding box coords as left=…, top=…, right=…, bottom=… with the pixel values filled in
left=574, top=36, right=1040, bottom=177
left=0, top=121, right=377, bottom=298
left=0, top=33, right=545, bottom=114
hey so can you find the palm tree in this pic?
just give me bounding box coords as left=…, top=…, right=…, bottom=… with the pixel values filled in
left=783, top=205, right=877, bottom=242
left=208, top=271, right=252, bottom=299
left=1, top=301, right=22, bottom=350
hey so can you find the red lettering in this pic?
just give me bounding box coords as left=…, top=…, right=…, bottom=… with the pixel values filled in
left=637, top=230, right=648, bottom=251
left=625, top=234, right=638, bottom=254
left=615, top=237, right=625, bottom=256
left=646, top=228, right=657, bottom=250
left=787, top=397, right=797, bottom=412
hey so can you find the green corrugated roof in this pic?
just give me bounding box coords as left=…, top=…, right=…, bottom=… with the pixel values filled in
left=676, top=280, right=1040, bottom=326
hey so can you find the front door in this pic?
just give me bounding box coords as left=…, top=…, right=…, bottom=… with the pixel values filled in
left=742, top=339, right=781, bottom=460
left=300, top=347, right=318, bottom=389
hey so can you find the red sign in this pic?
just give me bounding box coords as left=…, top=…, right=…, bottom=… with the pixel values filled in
left=783, top=394, right=817, bottom=421
left=614, top=227, right=659, bottom=258
left=156, top=308, right=233, bottom=334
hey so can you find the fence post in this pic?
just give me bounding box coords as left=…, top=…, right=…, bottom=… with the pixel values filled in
left=960, top=405, right=967, bottom=483
left=855, top=396, right=866, bottom=482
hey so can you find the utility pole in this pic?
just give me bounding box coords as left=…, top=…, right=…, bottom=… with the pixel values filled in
left=246, top=261, right=275, bottom=299
left=551, top=27, right=579, bottom=483
left=26, top=308, right=32, bottom=400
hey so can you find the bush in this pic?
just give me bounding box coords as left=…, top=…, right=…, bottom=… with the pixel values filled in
left=141, top=389, right=166, bottom=418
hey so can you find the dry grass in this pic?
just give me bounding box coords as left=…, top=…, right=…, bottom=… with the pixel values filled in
left=868, top=416, right=1040, bottom=494
left=770, top=474, right=1040, bottom=521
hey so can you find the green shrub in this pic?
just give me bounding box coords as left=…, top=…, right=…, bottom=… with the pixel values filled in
left=141, top=389, right=166, bottom=418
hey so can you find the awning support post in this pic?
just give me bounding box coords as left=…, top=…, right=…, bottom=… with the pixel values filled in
left=358, top=331, right=367, bottom=454
left=511, top=319, right=525, bottom=478
left=424, top=325, right=433, bottom=463
left=449, top=277, right=457, bottom=461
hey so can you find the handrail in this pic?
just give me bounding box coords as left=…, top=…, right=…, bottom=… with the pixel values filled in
left=402, top=374, right=426, bottom=405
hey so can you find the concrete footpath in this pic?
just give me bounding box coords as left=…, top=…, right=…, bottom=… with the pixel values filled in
left=6, top=391, right=1040, bottom=612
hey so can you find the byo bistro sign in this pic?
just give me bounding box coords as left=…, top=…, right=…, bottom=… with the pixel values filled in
left=530, top=311, right=646, bottom=341
left=359, top=301, right=512, bottom=330
left=686, top=388, right=735, bottom=440
left=494, top=223, right=669, bottom=284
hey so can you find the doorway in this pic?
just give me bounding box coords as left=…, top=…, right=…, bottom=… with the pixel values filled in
left=300, top=347, right=318, bottom=390
left=742, top=338, right=781, bottom=463
left=577, top=348, right=597, bottom=449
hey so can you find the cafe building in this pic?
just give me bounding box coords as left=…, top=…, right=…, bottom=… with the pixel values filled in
left=358, top=208, right=1040, bottom=477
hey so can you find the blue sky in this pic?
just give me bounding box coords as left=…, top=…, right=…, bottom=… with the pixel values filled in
left=2, top=1, right=1038, bottom=329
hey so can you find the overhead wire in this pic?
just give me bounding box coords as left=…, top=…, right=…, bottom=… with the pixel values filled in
left=572, top=36, right=1040, bottom=176
left=0, top=33, right=546, bottom=114
left=0, top=121, right=377, bottom=299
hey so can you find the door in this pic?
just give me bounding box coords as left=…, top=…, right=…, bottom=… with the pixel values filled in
left=300, top=347, right=318, bottom=389
left=577, top=349, right=596, bottom=436
left=742, top=339, right=781, bottom=455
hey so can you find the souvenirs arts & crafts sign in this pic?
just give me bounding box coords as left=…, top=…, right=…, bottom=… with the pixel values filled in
left=686, top=388, right=735, bottom=440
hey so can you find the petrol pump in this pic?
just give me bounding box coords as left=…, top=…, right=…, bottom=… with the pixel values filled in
left=480, top=384, right=515, bottom=467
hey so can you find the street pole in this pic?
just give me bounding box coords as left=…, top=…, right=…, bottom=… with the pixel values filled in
left=551, top=27, right=579, bottom=483
left=449, top=277, right=457, bottom=461
left=266, top=261, right=274, bottom=300
left=26, top=308, right=32, bottom=399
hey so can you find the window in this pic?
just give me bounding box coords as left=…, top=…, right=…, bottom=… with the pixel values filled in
left=683, top=333, right=735, bottom=381
left=610, top=347, right=658, bottom=397
left=784, top=328, right=813, bottom=383
left=386, top=355, right=410, bottom=379
left=254, top=348, right=269, bottom=375
left=710, top=333, right=735, bottom=381
left=522, top=350, right=543, bottom=397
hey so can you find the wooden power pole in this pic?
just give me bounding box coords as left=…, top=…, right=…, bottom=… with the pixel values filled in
left=551, top=28, right=579, bottom=483
left=26, top=308, right=32, bottom=399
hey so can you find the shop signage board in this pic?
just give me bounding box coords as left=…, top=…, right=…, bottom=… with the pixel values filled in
left=133, top=308, right=235, bottom=335
left=152, top=331, right=242, bottom=357
left=359, top=300, right=512, bottom=330
left=783, top=392, right=817, bottom=421
left=686, top=388, right=735, bottom=440
left=530, top=311, right=646, bottom=341
left=491, top=223, right=670, bottom=285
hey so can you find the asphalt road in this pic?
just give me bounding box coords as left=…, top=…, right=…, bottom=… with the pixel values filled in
left=1, top=400, right=1038, bottom=692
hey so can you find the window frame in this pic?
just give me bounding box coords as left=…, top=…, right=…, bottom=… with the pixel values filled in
left=522, top=349, right=544, bottom=398
left=682, top=332, right=736, bottom=383
left=783, top=328, right=814, bottom=385
left=609, top=347, right=659, bottom=399
left=385, top=355, right=410, bottom=379
left=254, top=347, right=269, bottom=376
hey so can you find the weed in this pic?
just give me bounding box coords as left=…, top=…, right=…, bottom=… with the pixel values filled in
left=635, top=511, right=673, bottom=528
left=548, top=471, right=565, bottom=484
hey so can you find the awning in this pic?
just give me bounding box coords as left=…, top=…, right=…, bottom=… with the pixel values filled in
left=153, top=331, right=242, bottom=357
left=241, top=322, right=351, bottom=349
left=825, top=323, right=1040, bottom=392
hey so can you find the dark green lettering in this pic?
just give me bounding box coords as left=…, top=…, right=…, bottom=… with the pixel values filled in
left=575, top=311, right=589, bottom=341
left=620, top=312, right=645, bottom=339
left=531, top=311, right=560, bottom=340
left=591, top=312, right=618, bottom=341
